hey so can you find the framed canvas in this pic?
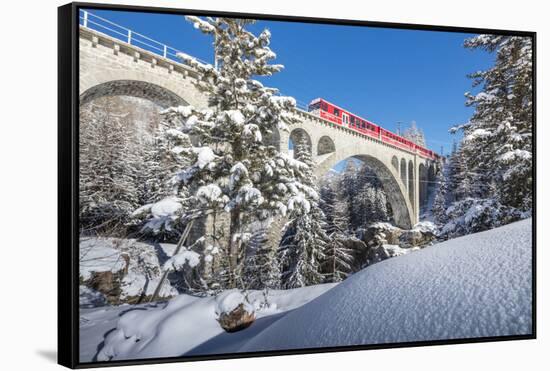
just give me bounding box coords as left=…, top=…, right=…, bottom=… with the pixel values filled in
left=58, top=2, right=536, bottom=368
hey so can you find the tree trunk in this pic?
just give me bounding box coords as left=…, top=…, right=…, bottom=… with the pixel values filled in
left=228, top=208, right=242, bottom=288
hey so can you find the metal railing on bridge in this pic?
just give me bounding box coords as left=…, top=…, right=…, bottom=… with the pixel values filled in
left=79, top=9, right=210, bottom=65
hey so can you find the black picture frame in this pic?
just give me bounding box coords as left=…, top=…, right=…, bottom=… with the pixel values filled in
left=58, top=2, right=537, bottom=368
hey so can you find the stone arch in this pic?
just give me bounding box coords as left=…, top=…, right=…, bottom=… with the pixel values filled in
left=355, top=155, right=412, bottom=229
left=80, top=80, right=188, bottom=109
left=316, top=152, right=415, bottom=229
left=400, top=158, right=407, bottom=188
left=289, top=128, right=312, bottom=156
left=317, top=136, right=336, bottom=156
left=408, top=160, right=415, bottom=207
left=391, top=156, right=399, bottom=173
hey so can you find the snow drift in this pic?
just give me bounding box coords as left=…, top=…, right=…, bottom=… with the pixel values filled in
left=93, top=284, right=336, bottom=361
left=89, top=219, right=531, bottom=361
left=240, top=219, right=532, bottom=352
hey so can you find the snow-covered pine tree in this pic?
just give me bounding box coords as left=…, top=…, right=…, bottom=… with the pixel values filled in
left=134, top=142, right=164, bottom=206
left=79, top=103, right=140, bottom=234
left=319, top=182, right=338, bottom=234
left=129, top=121, right=196, bottom=241
left=458, top=35, right=533, bottom=211
left=373, top=187, right=390, bottom=222
left=446, top=145, right=468, bottom=200
left=279, top=137, right=330, bottom=288
left=243, top=227, right=281, bottom=289
left=317, top=167, right=355, bottom=282
left=436, top=34, right=532, bottom=238
left=431, top=165, right=449, bottom=226
left=403, top=121, right=426, bottom=147
left=160, top=17, right=315, bottom=289
left=337, top=160, right=360, bottom=231
left=353, top=163, right=390, bottom=227
left=323, top=198, right=355, bottom=282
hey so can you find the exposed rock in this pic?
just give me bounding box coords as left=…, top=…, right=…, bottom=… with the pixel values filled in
left=399, top=229, right=436, bottom=248
left=361, top=222, right=403, bottom=248
left=79, top=237, right=178, bottom=306
left=359, top=221, right=437, bottom=267
left=83, top=270, right=123, bottom=304
left=335, top=235, right=368, bottom=271
left=215, top=289, right=256, bottom=332
left=218, top=303, right=256, bottom=333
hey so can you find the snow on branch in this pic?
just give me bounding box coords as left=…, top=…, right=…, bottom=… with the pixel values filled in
left=163, top=249, right=201, bottom=271
left=185, top=16, right=216, bottom=34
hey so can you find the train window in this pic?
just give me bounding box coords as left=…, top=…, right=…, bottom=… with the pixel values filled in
left=321, top=102, right=328, bottom=111
left=333, top=108, right=339, bottom=116
left=350, top=116, right=355, bottom=124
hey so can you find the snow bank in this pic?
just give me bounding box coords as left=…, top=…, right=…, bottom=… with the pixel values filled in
left=85, top=220, right=532, bottom=361
left=215, top=289, right=254, bottom=315
left=93, top=283, right=336, bottom=361
left=240, top=219, right=532, bottom=352
left=79, top=238, right=126, bottom=281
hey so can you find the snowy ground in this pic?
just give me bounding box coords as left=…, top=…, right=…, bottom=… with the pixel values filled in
left=80, top=283, right=337, bottom=362
left=80, top=219, right=532, bottom=363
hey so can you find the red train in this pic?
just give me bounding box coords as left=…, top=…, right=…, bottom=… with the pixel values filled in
left=307, top=98, right=438, bottom=160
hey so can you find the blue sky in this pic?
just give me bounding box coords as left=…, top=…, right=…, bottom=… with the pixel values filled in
left=83, top=8, right=495, bottom=156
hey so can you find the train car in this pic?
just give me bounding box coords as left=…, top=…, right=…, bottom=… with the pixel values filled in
left=379, top=128, right=416, bottom=152
left=416, top=145, right=435, bottom=159
left=308, top=98, right=380, bottom=139
left=307, top=97, right=438, bottom=160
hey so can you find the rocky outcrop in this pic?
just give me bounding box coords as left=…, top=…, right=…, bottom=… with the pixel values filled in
left=399, top=228, right=436, bottom=248
left=215, top=289, right=256, bottom=332
left=357, top=221, right=437, bottom=267
left=79, top=237, right=178, bottom=306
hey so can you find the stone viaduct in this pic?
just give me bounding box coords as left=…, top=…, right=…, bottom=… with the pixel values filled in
left=79, top=25, right=439, bottom=229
